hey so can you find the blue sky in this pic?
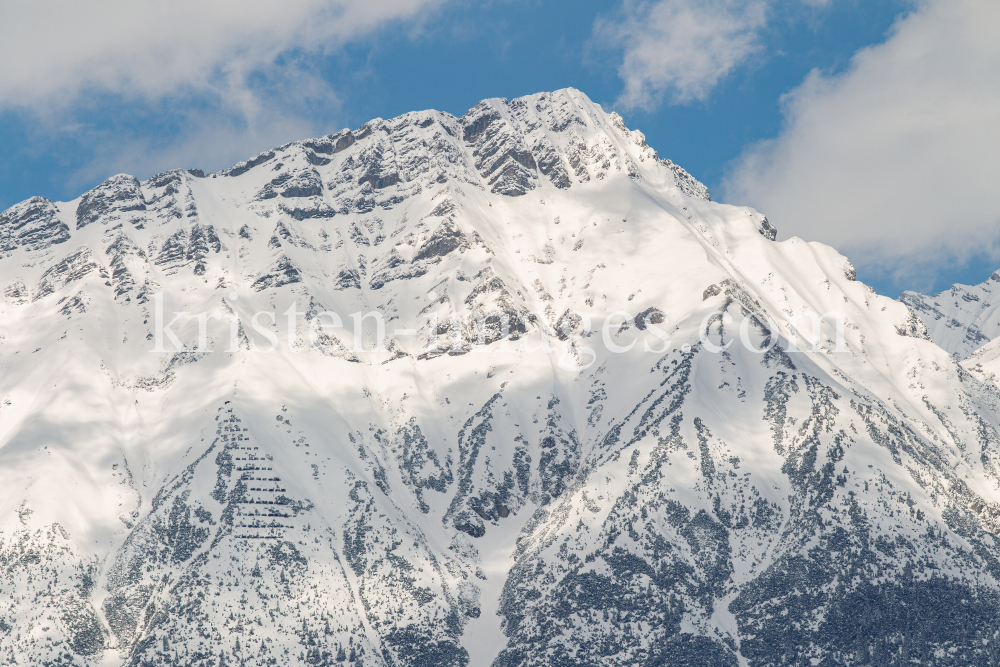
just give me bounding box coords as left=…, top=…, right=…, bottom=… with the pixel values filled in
left=1, top=0, right=997, bottom=298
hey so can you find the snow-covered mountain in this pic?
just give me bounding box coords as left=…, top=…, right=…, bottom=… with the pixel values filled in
left=4, top=88, right=1000, bottom=667
left=901, top=273, right=1000, bottom=360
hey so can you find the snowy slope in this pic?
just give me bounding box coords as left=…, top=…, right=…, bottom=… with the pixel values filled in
left=901, top=272, right=1000, bottom=359
left=3, top=88, right=1000, bottom=667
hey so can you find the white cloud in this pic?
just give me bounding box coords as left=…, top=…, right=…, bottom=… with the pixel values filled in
left=0, top=1, right=445, bottom=195
left=597, top=0, right=770, bottom=109
left=722, top=0, right=1000, bottom=286
left=0, top=1, right=443, bottom=111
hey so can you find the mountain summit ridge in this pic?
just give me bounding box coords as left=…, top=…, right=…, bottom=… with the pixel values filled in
left=902, top=270, right=1000, bottom=360
left=2, top=88, right=1000, bottom=667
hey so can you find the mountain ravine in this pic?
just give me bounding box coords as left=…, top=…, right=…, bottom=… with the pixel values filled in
left=3, top=88, right=1000, bottom=666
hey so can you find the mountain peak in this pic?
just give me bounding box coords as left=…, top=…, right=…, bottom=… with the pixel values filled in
left=2, top=89, right=999, bottom=667
left=901, top=271, right=1000, bottom=359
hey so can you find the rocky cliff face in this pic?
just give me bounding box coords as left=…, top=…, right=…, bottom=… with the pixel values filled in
left=3, top=88, right=1000, bottom=667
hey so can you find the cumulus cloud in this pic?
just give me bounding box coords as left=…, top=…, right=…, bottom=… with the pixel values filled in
left=0, top=1, right=443, bottom=110
left=722, top=0, right=1000, bottom=286
left=0, top=0, right=446, bottom=196
left=596, top=0, right=770, bottom=109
